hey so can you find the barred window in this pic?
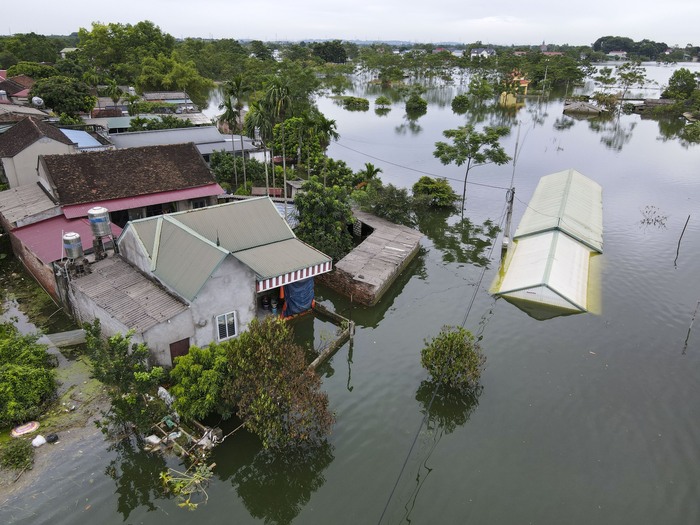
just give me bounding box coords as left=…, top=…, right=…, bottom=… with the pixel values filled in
left=216, top=311, right=237, bottom=341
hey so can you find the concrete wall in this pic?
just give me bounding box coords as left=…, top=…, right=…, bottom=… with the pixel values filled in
left=6, top=139, right=74, bottom=188
left=8, top=231, right=59, bottom=300
left=116, top=225, right=152, bottom=274
left=143, top=308, right=195, bottom=367
left=189, top=256, right=257, bottom=348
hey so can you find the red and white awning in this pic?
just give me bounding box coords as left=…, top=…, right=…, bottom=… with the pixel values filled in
left=256, top=261, right=332, bottom=293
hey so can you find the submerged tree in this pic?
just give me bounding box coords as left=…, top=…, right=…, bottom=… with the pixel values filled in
left=421, top=325, right=485, bottom=393
left=433, top=124, right=511, bottom=216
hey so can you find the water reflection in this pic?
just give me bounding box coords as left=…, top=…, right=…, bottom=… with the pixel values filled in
left=395, top=115, right=423, bottom=135
left=587, top=116, right=636, bottom=151
left=415, top=382, right=482, bottom=435
left=416, top=209, right=501, bottom=267
left=399, top=383, right=482, bottom=522
left=104, top=438, right=169, bottom=520
left=214, top=431, right=334, bottom=525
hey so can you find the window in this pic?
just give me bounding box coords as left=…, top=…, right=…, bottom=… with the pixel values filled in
left=216, top=311, right=237, bottom=341
left=192, top=198, right=207, bottom=209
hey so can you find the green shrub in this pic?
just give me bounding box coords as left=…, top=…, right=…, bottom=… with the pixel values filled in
left=0, top=438, right=34, bottom=471
left=0, top=323, right=57, bottom=427
left=451, top=94, right=470, bottom=114
left=421, top=326, right=485, bottom=392
left=341, top=96, right=369, bottom=111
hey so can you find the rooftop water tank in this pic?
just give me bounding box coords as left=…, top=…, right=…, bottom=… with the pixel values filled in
left=88, top=207, right=111, bottom=238
left=63, top=232, right=84, bottom=259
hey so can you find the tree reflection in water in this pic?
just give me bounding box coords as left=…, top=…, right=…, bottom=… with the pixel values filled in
left=399, top=383, right=482, bottom=522
left=415, top=208, right=501, bottom=267
left=212, top=428, right=334, bottom=525
left=104, top=437, right=169, bottom=520
left=587, top=116, right=636, bottom=151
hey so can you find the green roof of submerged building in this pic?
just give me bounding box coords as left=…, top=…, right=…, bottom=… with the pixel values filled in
left=514, top=168, right=603, bottom=253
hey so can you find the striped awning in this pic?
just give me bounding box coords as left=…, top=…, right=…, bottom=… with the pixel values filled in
left=256, top=261, right=332, bottom=293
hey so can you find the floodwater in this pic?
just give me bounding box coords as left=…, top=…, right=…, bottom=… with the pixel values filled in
left=3, top=63, right=700, bottom=524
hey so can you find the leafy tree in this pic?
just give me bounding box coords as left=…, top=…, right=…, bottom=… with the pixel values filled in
left=405, top=93, right=427, bottom=117
left=295, top=176, right=353, bottom=261
left=6, top=61, right=59, bottom=79
left=84, top=320, right=168, bottom=437
left=354, top=180, right=416, bottom=227
left=311, top=40, right=347, bottom=64
left=77, top=21, right=176, bottom=83
left=433, top=124, right=511, bottom=216
left=136, top=53, right=214, bottom=108
left=128, top=115, right=194, bottom=131
left=341, top=96, right=369, bottom=111
left=0, top=322, right=57, bottom=427
left=169, top=317, right=334, bottom=449
left=226, top=317, right=334, bottom=449
left=615, top=61, right=649, bottom=102
left=412, top=176, right=458, bottom=209
left=29, top=76, right=96, bottom=117
left=375, top=95, right=392, bottom=108
left=249, top=40, right=274, bottom=61
left=661, top=68, right=699, bottom=100
left=170, top=345, right=230, bottom=421
left=0, top=32, right=61, bottom=63
left=420, top=325, right=485, bottom=393
left=451, top=94, right=470, bottom=114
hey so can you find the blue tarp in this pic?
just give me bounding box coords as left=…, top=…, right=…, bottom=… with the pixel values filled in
left=283, top=278, right=315, bottom=316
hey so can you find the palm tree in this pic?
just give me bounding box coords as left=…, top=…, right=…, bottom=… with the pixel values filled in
left=265, top=77, right=293, bottom=217
left=218, top=94, right=239, bottom=188
left=105, top=79, right=123, bottom=110
left=224, top=75, right=250, bottom=189
left=244, top=99, right=276, bottom=194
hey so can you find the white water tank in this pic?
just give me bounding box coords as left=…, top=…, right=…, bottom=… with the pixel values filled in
left=88, top=207, right=111, bottom=237
left=63, top=232, right=84, bottom=259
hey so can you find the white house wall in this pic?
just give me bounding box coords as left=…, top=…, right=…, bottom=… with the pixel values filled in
left=8, top=140, right=74, bottom=188
left=142, top=308, right=196, bottom=366
left=189, top=255, right=257, bottom=348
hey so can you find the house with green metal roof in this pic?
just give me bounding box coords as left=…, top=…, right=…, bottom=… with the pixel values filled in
left=493, top=169, right=603, bottom=319
left=108, top=197, right=332, bottom=364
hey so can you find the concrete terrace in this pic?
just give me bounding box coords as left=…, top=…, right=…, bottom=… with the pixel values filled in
left=319, top=210, right=423, bottom=306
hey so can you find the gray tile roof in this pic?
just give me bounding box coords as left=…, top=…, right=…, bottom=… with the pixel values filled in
left=0, top=117, right=74, bottom=157
left=41, top=142, right=216, bottom=206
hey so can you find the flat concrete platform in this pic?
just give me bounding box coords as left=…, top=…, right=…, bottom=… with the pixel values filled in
left=318, top=211, right=423, bottom=306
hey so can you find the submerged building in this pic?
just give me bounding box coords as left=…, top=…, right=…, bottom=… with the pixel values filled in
left=493, top=169, right=603, bottom=319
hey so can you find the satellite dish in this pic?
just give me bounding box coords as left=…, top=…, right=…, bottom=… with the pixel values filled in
left=31, top=96, right=44, bottom=107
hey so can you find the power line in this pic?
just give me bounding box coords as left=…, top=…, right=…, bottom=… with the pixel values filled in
left=334, top=141, right=511, bottom=191
left=377, top=199, right=509, bottom=524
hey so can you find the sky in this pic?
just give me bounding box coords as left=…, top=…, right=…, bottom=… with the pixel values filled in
left=5, top=1, right=699, bottom=47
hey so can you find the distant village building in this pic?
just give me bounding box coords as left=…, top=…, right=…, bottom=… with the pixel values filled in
left=470, top=48, right=496, bottom=60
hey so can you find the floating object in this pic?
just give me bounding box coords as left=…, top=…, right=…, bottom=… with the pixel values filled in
left=11, top=421, right=39, bottom=437
left=32, top=435, right=47, bottom=447
left=46, top=433, right=59, bottom=444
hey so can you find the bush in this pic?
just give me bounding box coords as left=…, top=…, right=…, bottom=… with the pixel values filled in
left=341, top=96, right=369, bottom=111
left=0, top=439, right=34, bottom=471
left=0, top=322, right=57, bottom=427
left=451, top=94, right=470, bottom=114
left=405, top=94, right=427, bottom=116
left=375, top=95, right=392, bottom=108
left=420, top=326, right=485, bottom=392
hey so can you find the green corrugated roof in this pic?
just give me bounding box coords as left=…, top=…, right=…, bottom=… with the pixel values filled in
left=152, top=218, right=228, bottom=301
left=125, top=198, right=330, bottom=300
left=233, top=238, right=330, bottom=279
left=514, top=169, right=603, bottom=253
left=171, top=197, right=294, bottom=252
